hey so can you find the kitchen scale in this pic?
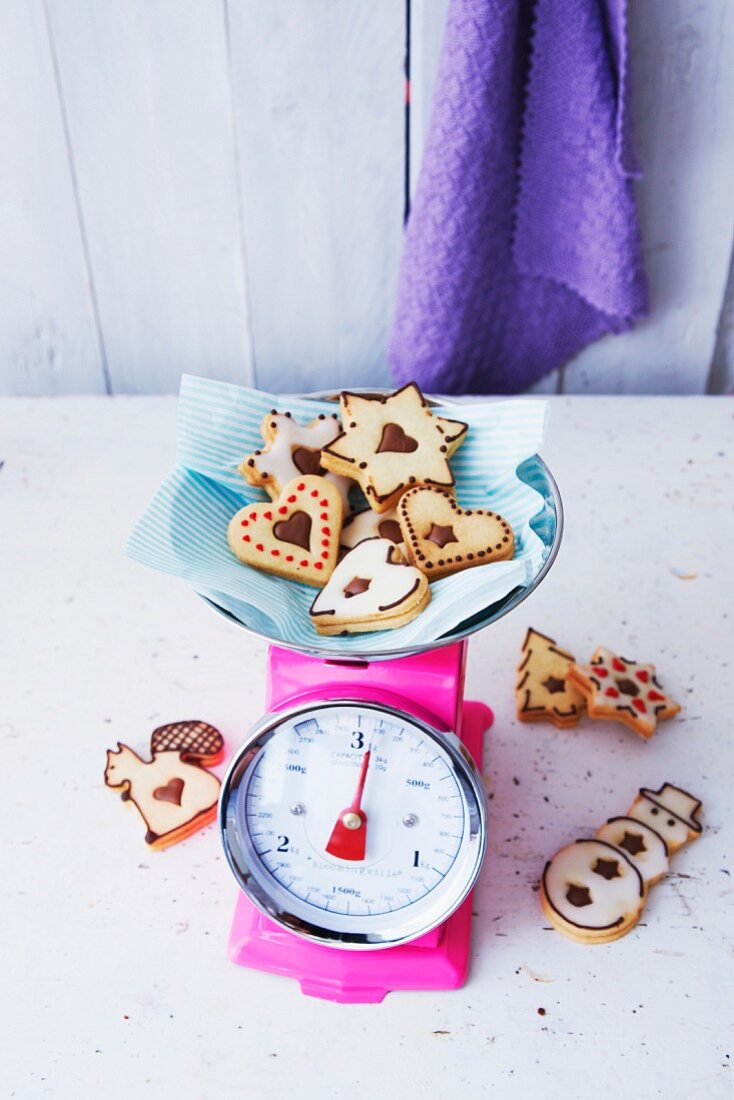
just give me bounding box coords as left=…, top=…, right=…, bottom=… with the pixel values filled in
left=205, top=446, right=562, bottom=1004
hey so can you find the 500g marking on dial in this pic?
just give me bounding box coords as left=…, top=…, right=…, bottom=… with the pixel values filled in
left=242, top=707, right=467, bottom=918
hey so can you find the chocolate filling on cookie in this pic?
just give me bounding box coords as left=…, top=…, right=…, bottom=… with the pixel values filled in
left=273, top=511, right=312, bottom=551
left=377, top=423, right=418, bottom=454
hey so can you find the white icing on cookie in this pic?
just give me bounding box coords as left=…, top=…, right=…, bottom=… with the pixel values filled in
left=340, top=507, right=404, bottom=551
left=596, top=817, right=669, bottom=885
left=543, top=839, right=644, bottom=930
left=310, top=538, right=424, bottom=620
left=627, top=795, right=695, bottom=854
left=242, top=413, right=353, bottom=510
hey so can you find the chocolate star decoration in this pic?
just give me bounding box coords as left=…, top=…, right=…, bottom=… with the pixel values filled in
left=593, top=858, right=621, bottom=881
left=427, top=523, right=457, bottom=548
left=619, top=831, right=646, bottom=857
left=542, top=675, right=566, bottom=695
left=566, top=884, right=592, bottom=908
left=320, top=383, right=468, bottom=511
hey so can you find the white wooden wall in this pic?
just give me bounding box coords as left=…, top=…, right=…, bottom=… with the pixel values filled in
left=1, top=0, right=732, bottom=396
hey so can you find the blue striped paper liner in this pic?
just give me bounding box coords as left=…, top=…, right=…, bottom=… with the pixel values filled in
left=126, top=376, right=549, bottom=654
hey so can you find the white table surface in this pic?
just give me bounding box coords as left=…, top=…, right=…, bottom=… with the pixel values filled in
left=1, top=396, right=732, bottom=1099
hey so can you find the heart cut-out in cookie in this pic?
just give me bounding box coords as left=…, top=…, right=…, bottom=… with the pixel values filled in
left=340, top=506, right=406, bottom=557
left=227, top=474, right=343, bottom=588
left=309, top=537, right=430, bottom=635
left=398, top=486, right=514, bottom=579
left=153, top=778, right=185, bottom=805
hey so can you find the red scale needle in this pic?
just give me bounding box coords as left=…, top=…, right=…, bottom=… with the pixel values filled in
left=325, top=750, right=371, bottom=861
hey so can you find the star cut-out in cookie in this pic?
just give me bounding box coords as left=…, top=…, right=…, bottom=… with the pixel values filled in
left=567, top=646, right=681, bottom=740
left=593, top=857, right=621, bottom=881
left=320, top=383, right=468, bottom=512
left=619, top=831, right=647, bottom=857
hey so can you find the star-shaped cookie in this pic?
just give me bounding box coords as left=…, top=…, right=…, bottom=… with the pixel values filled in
left=567, top=646, right=681, bottom=739
left=320, top=383, right=468, bottom=513
left=515, top=628, right=586, bottom=728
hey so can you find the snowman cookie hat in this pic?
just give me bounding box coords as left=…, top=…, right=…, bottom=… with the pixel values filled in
left=638, top=783, right=703, bottom=833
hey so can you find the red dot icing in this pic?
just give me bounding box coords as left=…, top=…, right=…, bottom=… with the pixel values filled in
left=314, top=562, right=323, bottom=570
left=311, top=490, right=318, bottom=497
left=256, top=543, right=264, bottom=552
left=249, top=512, right=257, bottom=520
left=322, top=539, right=329, bottom=547
left=321, top=551, right=329, bottom=559
left=263, top=511, right=272, bottom=520
left=320, top=513, right=328, bottom=520
left=278, top=506, right=287, bottom=515
left=636, top=669, right=650, bottom=683
left=300, top=560, right=308, bottom=567
left=297, top=483, right=305, bottom=491
left=632, top=698, right=647, bottom=713
left=605, top=687, right=619, bottom=698
left=242, top=535, right=250, bottom=542
left=595, top=667, right=609, bottom=678
left=286, top=555, right=294, bottom=562
left=240, top=519, right=248, bottom=527
left=271, top=549, right=279, bottom=556
left=319, top=499, right=328, bottom=507
left=612, top=657, right=626, bottom=672
left=648, top=690, right=665, bottom=702
left=287, top=495, right=296, bottom=503
left=322, top=527, right=330, bottom=535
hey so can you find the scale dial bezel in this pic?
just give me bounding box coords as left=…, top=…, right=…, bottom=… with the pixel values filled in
left=219, top=699, right=487, bottom=950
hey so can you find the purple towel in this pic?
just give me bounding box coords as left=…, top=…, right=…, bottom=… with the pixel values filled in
left=389, top=0, right=648, bottom=394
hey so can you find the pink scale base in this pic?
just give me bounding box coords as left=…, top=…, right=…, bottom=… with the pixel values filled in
left=227, top=643, right=492, bottom=1003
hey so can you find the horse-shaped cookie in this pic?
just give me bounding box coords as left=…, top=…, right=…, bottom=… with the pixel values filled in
left=104, top=720, right=224, bottom=850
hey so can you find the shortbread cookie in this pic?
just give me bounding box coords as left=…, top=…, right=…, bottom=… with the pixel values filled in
left=541, top=839, right=645, bottom=944
left=238, top=410, right=353, bottom=510
left=309, top=537, right=430, bottom=635
left=515, top=628, right=586, bottom=729
left=228, top=475, right=342, bottom=587
left=596, top=817, right=669, bottom=886
left=541, top=783, right=702, bottom=943
left=626, top=783, right=702, bottom=854
left=567, top=647, right=681, bottom=739
left=320, top=383, right=468, bottom=513
left=105, top=721, right=224, bottom=850
left=398, top=486, right=513, bottom=579
left=340, top=506, right=405, bottom=555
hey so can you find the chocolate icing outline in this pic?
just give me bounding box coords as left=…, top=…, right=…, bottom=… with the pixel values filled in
left=321, top=383, right=468, bottom=504
left=637, top=783, right=703, bottom=833
left=542, top=839, right=644, bottom=932
left=399, top=486, right=513, bottom=571
left=516, top=628, right=584, bottom=722
left=309, top=537, right=423, bottom=619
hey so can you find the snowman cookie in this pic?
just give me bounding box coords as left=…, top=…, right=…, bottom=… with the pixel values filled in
left=238, top=410, right=353, bottom=511
left=567, top=646, right=681, bottom=739
left=320, top=383, right=468, bottom=513
left=398, top=486, right=514, bottom=579
left=309, top=537, right=430, bottom=635
left=541, top=783, right=703, bottom=944
left=228, top=474, right=343, bottom=587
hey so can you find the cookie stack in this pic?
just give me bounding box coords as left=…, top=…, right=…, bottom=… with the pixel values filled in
left=227, top=382, right=515, bottom=635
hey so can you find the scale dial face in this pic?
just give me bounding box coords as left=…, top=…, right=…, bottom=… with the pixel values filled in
left=220, top=701, right=486, bottom=949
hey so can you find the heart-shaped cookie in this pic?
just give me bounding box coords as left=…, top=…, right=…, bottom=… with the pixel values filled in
left=227, top=475, right=343, bottom=587
left=309, top=538, right=430, bottom=634
left=398, top=486, right=514, bottom=579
